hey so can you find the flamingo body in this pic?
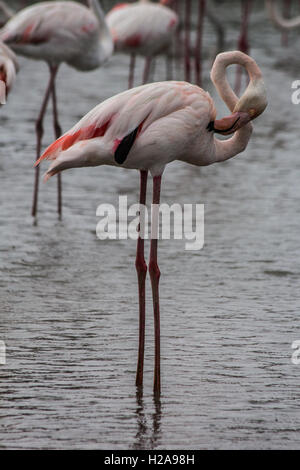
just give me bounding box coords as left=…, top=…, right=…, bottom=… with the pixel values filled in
left=106, top=2, right=178, bottom=57
left=38, top=81, right=218, bottom=179
left=0, top=0, right=113, bottom=220
left=38, top=51, right=268, bottom=183
left=0, top=1, right=113, bottom=70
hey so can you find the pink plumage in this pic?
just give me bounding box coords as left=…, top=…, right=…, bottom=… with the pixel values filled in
left=0, top=1, right=113, bottom=70
left=0, top=41, right=18, bottom=97
left=37, top=52, right=267, bottom=183
left=0, top=0, right=113, bottom=220
left=106, top=0, right=178, bottom=57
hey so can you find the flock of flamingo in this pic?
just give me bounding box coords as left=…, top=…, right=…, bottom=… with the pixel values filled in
left=0, top=0, right=296, bottom=396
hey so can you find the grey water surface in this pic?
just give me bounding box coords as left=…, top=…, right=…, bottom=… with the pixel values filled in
left=1, top=0, right=300, bottom=449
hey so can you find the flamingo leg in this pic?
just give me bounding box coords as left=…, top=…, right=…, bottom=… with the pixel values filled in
left=31, top=66, right=57, bottom=220
left=281, top=0, right=292, bottom=47
left=165, top=54, right=173, bottom=81
left=174, top=0, right=183, bottom=76
left=235, top=0, right=252, bottom=96
left=50, top=65, right=62, bottom=220
left=184, top=0, right=191, bottom=82
left=142, top=57, right=152, bottom=85
left=195, top=0, right=206, bottom=87
left=149, top=175, right=162, bottom=396
left=135, top=170, right=148, bottom=388
left=128, top=53, right=136, bottom=89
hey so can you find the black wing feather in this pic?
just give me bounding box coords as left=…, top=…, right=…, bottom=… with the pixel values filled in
left=114, top=126, right=139, bottom=165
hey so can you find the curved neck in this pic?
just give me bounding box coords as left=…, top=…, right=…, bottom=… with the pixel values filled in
left=210, top=51, right=262, bottom=112
left=0, top=1, right=14, bottom=20
left=88, top=0, right=113, bottom=59
left=265, top=0, right=300, bottom=30
left=205, top=5, right=225, bottom=54
left=213, top=123, right=253, bottom=163
left=210, top=51, right=262, bottom=163
left=88, top=0, right=110, bottom=35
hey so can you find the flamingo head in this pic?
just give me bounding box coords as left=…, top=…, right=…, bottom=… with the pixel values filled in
left=209, top=77, right=267, bottom=136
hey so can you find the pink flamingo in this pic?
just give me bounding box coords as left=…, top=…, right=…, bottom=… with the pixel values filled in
left=35, top=51, right=267, bottom=395
left=0, top=0, right=113, bottom=221
left=106, top=0, right=178, bottom=88
left=0, top=41, right=18, bottom=100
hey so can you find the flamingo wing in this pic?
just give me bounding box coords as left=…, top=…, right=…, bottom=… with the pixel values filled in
left=36, top=81, right=214, bottom=169
left=107, top=3, right=178, bottom=53
left=0, top=2, right=99, bottom=46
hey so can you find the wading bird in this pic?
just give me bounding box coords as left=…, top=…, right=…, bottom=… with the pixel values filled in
left=106, top=0, right=178, bottom=88
left=35, top=51, right=267, bottom=396
left=0, top=0, right=113, bottom=221
left=0, top=41, right=18, bottom=100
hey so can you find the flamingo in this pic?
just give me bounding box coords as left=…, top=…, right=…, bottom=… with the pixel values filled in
left=35, top=51, right=267, bottom=395
left=0, top=41, right=18, bottom=101
left=0, top=0, right=113, bottom=221
left=106, top=0, right=178, bottom=88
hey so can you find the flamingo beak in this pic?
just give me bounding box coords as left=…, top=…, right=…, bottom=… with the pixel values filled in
left=208, top=111, right=251, bottom=136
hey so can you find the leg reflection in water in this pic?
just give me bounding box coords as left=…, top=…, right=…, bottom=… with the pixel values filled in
left=133, top=389, right=162, bottom=450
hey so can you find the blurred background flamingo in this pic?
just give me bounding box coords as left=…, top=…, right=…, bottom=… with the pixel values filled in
left=0, top=0, right=113, bottom=221
left=106, top=0, right=178, bottom=88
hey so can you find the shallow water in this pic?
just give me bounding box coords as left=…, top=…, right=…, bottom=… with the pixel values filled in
left=1, top=0, right=300, bottom=450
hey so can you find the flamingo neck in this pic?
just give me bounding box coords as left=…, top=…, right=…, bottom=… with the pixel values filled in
left=210, top=50, right=262, bottom=113
left=209, top=50, right=264, bottom=163
left=265, top=0, right=300, bottom=30
left=213, top=123, right=253, bottom=163
left=88, top=0, right=113, bottom=61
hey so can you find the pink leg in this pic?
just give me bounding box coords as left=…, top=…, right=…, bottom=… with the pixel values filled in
left=281, top=0, right=291, bottom=47
left=184, top=0, right=191, bottom=82
left=135, top=170, right=148, bottom=388
left=149, top=175, right=162, bottom=396
left=165, top=54, right=173, bottom=81
left=195, top=0, right=206, bottom=87
left=235, top=0, right=252, bottom=95
left=174, top=0, right=183, bottom=74
left=128, top=53, right=136, bottom=89
left=32, top=66, right=58, bottom=220
left=142, top=57, right=152, bottom=85
left=50, top=65, right=62, bottom=220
